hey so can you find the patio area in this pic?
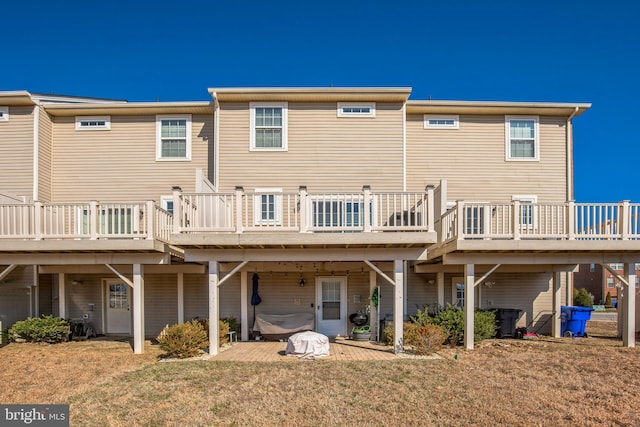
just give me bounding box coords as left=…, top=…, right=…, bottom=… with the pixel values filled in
left=211, top=337, right=397, bottom=361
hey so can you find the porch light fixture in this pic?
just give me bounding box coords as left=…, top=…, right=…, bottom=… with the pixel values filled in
left=299, top=277, right=306, bottom=287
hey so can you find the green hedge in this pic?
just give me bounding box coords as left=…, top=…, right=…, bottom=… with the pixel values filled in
left=9, top=316, right=70, bottom=344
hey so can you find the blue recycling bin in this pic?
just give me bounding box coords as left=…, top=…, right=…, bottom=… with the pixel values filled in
left=561, top=306, right=594, bottom=337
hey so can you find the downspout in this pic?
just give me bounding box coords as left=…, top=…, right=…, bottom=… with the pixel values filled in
left=212, top=92, right=220, bottom=190
left=566, top=107, right=579, bottom=202
left=565, top=106, right=579, bottom=306
left=402, top=101, right=407, bottom=192
left=32, top=101, right=40, bottom=202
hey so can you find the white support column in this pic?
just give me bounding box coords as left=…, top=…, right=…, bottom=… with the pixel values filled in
left=464, top=264, right=475, bottom=350
left=209, top=261, right=220, bottom=355
left=623, top=263, right=636, bottom=347
left=551, top=272, right=562, bottom=337
left=369, top=270, right=378, bottom=340
left=58, top=273, right=66, bottom=319
left=132, top=264, right=145, bottom=354
left=33, top=265, right=39, bottom=317
left=177, top=273, right=184, bottom=324
left=241, top=271, right=248, bottom=341
left=299, top=186, right=308, bottom=233
left=403, top=261, right=408, bottom=314
left=437, top=272, right=445, bottom=307
left=393, top=260, right=404, bottom=353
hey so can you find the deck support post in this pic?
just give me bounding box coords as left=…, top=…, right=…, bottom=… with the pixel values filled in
left=209, top=261, right=219, bottom=355
left=177, top=273, right=184, bottom=324
left=464, top=264, right=475, bottom=350
left=132, top=264, right=145, bottom=354
left=369, top=270, right=378, bottom=340
left=241, top=271, right=248, bottom=341
left=58, top=273, right=66, bottom=319
left=622, top=263, right=636, bottom=347
left=551, top=272, right=562, bottom=337
left=393, top=260, right=404, bottom=353
left=436, top=272, right=445, bottom=306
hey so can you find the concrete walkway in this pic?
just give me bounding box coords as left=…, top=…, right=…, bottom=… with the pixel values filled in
left=211, top=338, right=397, bottom=362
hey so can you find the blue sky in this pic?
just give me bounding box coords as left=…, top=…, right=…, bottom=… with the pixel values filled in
left=4, top=0, right=638, bottom=202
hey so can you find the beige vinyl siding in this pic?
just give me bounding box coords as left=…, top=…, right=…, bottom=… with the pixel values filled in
left=64, top=275, right=103, bottom=332
left=37, top=107, right=53, bottom=202
left=184, top=274, right=208, bottom=321
left=38, top=274, right=53, bottom=316
left=0, top=266, right=35, bottom=327
left=0, top=106, right=34, bottom=199
left=406, top=114, right=568, bottom=202
left=406, top=269, right=437, bottom=317
left=144, top=274, right=178, bottom=337
left=51, top=114, right=212, bottom=202
left=217, top=102, right=404, bottom=193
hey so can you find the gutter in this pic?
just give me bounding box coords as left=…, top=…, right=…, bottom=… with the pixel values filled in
left=566, top=106, right=579, bottom=202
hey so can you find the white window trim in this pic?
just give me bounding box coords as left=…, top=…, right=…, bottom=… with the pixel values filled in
left=253, top=188, right=283, bottom=225
left=337, top=102, right=376, bottom=118
left=75, top=116, right=111, bottom=130
left=156, top=114, right=192, bottom=161
left=160, top=195, right=174, bottom=213
left=250, top=102, right=288, bottom=151
left=0, top=107, right=8, bottom=122
left=424, top=114, right=459, bottom=129
left=505, top=115, right=539, bottom=161
left=512, top=195, right=538, bottom=230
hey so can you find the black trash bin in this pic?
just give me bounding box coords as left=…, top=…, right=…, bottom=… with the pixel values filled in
left=493, top=308, right=522, bottom=338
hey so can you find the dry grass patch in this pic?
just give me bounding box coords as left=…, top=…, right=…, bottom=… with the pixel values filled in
left=1, top=321, right=638, bottom=426
left=0, top=339, right=161, bottom=404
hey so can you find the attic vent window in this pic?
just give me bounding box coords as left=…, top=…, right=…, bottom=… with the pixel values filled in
left=424, top=115, right=459, bottom=129
left=0, top=107, right=8, bottom=122
left=337, top=103, right=376, bottom=117
left=76, top=116, right=111, bottom=130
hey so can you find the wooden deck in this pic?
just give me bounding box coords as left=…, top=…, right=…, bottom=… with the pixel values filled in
left=211, top=338, right=397, bottom=362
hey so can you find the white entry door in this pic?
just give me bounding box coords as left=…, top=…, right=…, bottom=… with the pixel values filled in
left=316, top=277, right=347, bottom=336
left=105, top=280, right=131, bottom=334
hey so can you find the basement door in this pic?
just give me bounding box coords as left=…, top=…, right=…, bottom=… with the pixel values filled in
left=315, top=277, right=347, bottom=336
left=105, top=280, right=131, bottom=334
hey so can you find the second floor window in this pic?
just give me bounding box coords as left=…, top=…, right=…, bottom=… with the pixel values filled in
left=506, top=116, right=539, bottom=161
left=250, top=103, right=288, bottom=150
left=156, top=115, right=191, bottom=160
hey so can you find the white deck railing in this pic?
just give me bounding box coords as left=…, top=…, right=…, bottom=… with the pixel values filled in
left=0, top=201, right=172, bottom=242
left=441, top=201, right=640, bottom=242
left=175, top=186, right=435, bottom=234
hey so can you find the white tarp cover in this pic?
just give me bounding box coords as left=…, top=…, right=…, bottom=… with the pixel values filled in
left=253, top=313, right=315, bottom=336
left=286, top=331, right=330, bottom=360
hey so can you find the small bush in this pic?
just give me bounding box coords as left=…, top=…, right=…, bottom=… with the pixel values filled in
left=157, top=320, right=208, bottom=358
left=604, top=292, right=613, bottom=308
left=8, top=316, right=70, bottom=344
left=474, top=310, right=497, bottom=342
left=221, top=317, right=238, bottom=333
left=218, top=320, right=230, bottom=345
left=404, top=322, right=445, bottom=355
left=573, top=288, right=594, bottom=308
left=428, top=305, right=496, bottom=345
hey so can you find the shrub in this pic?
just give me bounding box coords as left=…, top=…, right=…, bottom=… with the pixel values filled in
left=474, top=310, right=497, bottom=342
left=157, top=320, right=208, bottom=358
left=192, top=318, right=231, bottom=345
left=604, top=292, right=613, bottom=308
left=430, top=305, right=496, bottom=345
left=221, top=317, right=238, bottom=333
left=404, top=322, right=445, bottom=355
left=8, top=316, right=70, bottom=344
left=573, top=288, right=594, bottom=308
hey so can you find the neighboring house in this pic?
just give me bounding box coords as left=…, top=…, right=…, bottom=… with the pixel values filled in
left=1, top=87, right=638, bottom=355
left=574, top=263, right=640, bottom=305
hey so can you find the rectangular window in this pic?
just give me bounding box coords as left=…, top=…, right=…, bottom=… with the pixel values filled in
left=156, top=115, right=192, bottom=160
left=160, top=196, right=174, bottom=214
left=589, top=264, right=595, bottom=273
left=337, top=102, right=376, bottom=118
left=250, top=103, right=288, bottom=150
left=0, top=107, right=8, bottom=122
left=253, top=189, right=282, bottom=225
left=465, top=205, right=485, bottom=235
left=506, top=116, right=539, bottom=161
left=607, top=277, right=615, bottom=288
left=424, top=114, right=459, bottom=129
left=512, top=195, right=537, bottom=229
left=310, top=197, right=371, bottom=230
left=75, top=116, right=111, bottom=130
left=610, top=263, right=623, bottom=270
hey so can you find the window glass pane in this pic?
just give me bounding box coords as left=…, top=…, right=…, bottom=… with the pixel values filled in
left=161, top=140, right=187, bottom=157
left=255, top=129, right=282, bottom=148
left=161, top=120, right=186, bottom=138
left=510, top=140, right=535, bottom=158
left=510, top=120, right=535, bottom=139
left=261, top=194, right=275, bottom=221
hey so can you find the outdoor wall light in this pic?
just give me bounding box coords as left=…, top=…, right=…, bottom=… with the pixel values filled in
left=299, top=277, right=306, bottom=287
